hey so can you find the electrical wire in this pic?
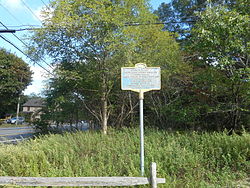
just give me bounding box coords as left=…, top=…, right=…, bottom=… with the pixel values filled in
left=0, top=3, right=23, bottom=25
left=0, top=20, right=54, bottom=70
left=0, top=25, right=41, bottom=28
left=0, top=34, right=54, bottom=76
left=40, top=0, right=47, bottom=7
left=40, top=0, right=50, bottom=10
left=20, top=0, right=43, bottom=24
left=8, top=20, right=196, bottom=32
left=124, top=20, right=196, bottom=26
left=0, top=0, right=53, bottom=71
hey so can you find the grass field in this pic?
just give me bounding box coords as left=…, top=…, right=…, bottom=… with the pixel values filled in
left=0, top=128, right=249, bottom=187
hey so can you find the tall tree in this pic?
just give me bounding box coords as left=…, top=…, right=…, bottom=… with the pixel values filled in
left=29, top=0, right=184, bottom=133
left=154, top=0, right=250, bottom=131
left=0, top=48, right=32, bottom=117
left=188, top=6, right=250, bottom=130
left=154, top=0, right=246, bottom=38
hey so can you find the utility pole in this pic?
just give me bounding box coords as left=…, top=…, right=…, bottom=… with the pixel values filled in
left=16, top=76, right=23, bottom=126
left=15, top=95, right=21, bottom=126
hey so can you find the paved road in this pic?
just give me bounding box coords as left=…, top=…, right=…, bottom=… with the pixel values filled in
left=0, top=124, right=89, bottom=144
left=0, top=126, right=35, bottom=143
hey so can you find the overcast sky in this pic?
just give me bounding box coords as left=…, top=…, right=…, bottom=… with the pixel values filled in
left=0, top=0, right=169, bottom=95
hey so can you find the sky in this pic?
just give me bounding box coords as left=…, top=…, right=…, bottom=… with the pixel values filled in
left=0, top=0, right=169, bottom=96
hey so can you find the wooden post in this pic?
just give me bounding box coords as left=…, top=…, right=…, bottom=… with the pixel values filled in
left=150, top=162, right=157, bottom=188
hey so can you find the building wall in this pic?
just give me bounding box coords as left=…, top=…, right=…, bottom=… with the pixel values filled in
left=23, top=106, right=42, bottom=112
left=23, top=106, right=43, bottom=120
left=23, top=106, right=29, bottom=112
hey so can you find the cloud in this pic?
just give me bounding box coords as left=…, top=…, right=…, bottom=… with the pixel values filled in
left=24, top=65, right=48, bottom=95
left=31, top=65, right=47, bottom=79
left=34, top=5, right=54, bottom=22
left=34, top=6, right=44, bottom=21
left=24, top=82, right=43, bottom=96
left=1, top=0, right=23, bottom=10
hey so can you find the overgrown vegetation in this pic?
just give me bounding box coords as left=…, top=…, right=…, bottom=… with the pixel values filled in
left=0, top=128, right=249, bottom=187
left=26, top=0, right=249, bottom=134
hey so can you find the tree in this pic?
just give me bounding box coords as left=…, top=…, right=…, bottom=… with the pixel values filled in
left=153, top=0, right=250, bottom=131
left=154, top=0, right=246, bottom=39
left=29, top=0, right=184, bottom=133
left=43, top=65, right=88, bottom=129
left=0, top=48, right=32, bottom=117
left=188, top=6, right=250, bottom=131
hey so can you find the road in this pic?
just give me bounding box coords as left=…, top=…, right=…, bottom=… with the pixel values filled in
left=0, top=124, right=90, bottom=144
left=0, top=126, right=35, bottom=143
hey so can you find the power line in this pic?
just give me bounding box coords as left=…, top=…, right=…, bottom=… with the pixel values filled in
left=0, top=20, right=54, bottom=69
left=0, top=34, right=54, bottom=76
left=124, top=20, right=196, bottom=26
left=7, top=20, right=196, bottom=32
left=0, top=34, right=53, bottom=76
left=40, top=0, right=47, bottom=7
left=40, top=0, right=50, bottom=10
left=0, top=25, right=41, bottom=28
left=0, top=2, right=50, bottom=68
left=16, top=27, right=42, bottom=31
left=0, top=2, right=42, bottom=34
left=20, top=0, right=43, bottom=24
left=0, top=3, right=23, bottom=25
left=0, top=1, right=53, bottom=70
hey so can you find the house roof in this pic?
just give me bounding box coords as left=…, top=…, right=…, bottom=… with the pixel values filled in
left=22, top=98, right=45, bottom=107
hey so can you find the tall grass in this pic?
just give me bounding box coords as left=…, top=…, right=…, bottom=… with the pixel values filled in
left=0, top=128, right=249, bottom=187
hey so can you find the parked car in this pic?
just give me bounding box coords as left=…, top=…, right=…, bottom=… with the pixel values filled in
left=7, top=117, right=25, bottom=124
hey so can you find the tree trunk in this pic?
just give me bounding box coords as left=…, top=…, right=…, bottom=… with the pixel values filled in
left=102, top=96, right=108, bottom=134
left=101, top=70, right=108, bottom=134
left=129, top=92, right=135, bottom=126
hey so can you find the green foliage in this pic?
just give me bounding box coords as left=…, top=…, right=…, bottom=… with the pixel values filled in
left=154, top=0, right=247, bottom=38
left=29, top=0, right=184, bottom=132
left=0, top=129, right=249, bottom=187
left=187, top=6, right=250, bottom=130
left=0, top=48, right=32, bottom=117
left=191, top=7, right=249, bottom=70
left=152, top=0, right=250, bottom=131
left=33, top=119, right=51, bottom=134
left=26, top=0, right=250, bottom=132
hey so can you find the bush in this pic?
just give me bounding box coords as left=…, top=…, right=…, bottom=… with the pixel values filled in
left=0, top=128, right=249, bottom=187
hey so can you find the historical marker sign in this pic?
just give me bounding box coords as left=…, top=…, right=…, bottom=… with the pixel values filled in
left=121, top=63, right=161, bottom=176
left=121, top=64, right=161, bottom=92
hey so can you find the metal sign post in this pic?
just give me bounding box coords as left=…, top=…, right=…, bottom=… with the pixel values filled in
left=139, top=90, right=144, bottom=176
left=121, top=63, right=161, bottom=177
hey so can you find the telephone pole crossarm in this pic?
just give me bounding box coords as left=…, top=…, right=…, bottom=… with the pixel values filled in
left=0, top=29, right=16, bottom=33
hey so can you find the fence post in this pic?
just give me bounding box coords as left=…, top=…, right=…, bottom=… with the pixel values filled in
left=150, top=162, right=157, bottom=188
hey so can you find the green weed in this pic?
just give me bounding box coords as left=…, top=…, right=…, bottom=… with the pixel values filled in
left=0, top=128, right=249, bottom=187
